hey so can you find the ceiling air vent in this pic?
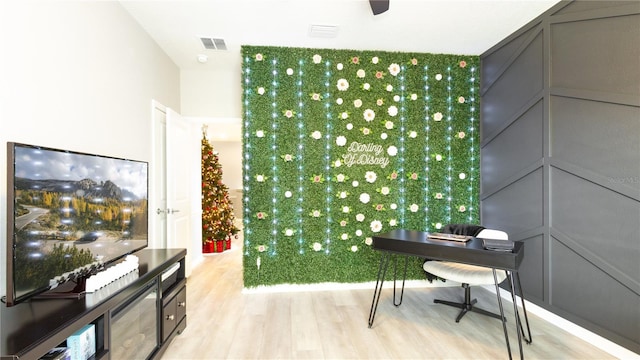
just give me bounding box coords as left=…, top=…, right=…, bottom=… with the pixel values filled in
left=308, top=24, right=339, bottom=38
left=200, top=37, right=227, bottom=50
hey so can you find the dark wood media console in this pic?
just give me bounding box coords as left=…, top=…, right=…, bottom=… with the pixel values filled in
left=1, top=248, right=187, bottom=360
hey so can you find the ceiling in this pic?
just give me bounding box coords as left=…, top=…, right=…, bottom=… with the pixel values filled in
left=120, top=0, right=561, bottom=71
left=119, top=0, right=560, bottom=141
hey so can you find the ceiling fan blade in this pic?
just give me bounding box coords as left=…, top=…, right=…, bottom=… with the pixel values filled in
left=369, top=0, right=389, bottom=15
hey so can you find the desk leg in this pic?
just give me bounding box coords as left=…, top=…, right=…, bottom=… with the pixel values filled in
left=515, top=272, right=533, bottom=344
left=393, top=255, right=408, bottom=307
left=368, top=253, right=391, bottom=328
left=493, top=269, right=513, bottom=360
left=508, top=271, right=525, bottom=359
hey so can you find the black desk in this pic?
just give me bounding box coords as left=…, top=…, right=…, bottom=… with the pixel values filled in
left=368, top=230, right=531, bottom=359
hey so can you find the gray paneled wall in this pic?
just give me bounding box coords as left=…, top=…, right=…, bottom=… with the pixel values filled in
left=480, top=0, right=640, bottom=353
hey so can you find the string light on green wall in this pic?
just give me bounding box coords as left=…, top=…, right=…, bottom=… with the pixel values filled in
left=296, top=59, right=305, bottom=254
left=423, top=65, right=431, bottom=232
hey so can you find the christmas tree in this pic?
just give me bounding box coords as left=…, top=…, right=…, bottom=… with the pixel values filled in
left=201, top=130, right=239, bottom=253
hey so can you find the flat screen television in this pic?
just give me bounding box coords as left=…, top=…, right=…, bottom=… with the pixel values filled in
left=5, top=142, right=148, bottom=307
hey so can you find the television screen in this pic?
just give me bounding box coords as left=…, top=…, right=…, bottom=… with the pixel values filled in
left=6, top=142, right=148, bottom=306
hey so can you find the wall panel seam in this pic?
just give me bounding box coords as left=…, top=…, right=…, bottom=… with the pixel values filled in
left=550, top=3, right=640, bottom=24
left=549, top=227, right=640, bottom=295
left=550, top=88, right=640, bottom=107
left=549, top=159, right=640, bottom=201
left=481, top=95, right=543, bottom=147
left=480, top=159, right=543, bottom=200
left=481, top=26, right=543, bottom=95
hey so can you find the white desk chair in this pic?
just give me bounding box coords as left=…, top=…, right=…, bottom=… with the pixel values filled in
left=423, top=228, right=509, bottom=323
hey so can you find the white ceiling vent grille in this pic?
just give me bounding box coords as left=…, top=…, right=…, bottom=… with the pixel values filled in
left=308, top=24, right=339, bottom=38
left=200, top=37, right=227, bottom=50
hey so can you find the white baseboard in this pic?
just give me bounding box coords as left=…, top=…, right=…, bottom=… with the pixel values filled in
left=485, top=285, right=640, bottom=360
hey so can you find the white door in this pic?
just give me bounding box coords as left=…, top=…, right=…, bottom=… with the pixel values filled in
left=151, top=102, right=167, bottom=249
left=165, top=107, right=192, bottom=251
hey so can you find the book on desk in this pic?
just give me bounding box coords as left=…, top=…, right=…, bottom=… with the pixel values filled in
left=427, top=232, right=473, bottom=242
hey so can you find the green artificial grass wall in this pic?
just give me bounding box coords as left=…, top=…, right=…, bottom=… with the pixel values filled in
left=241, top=46, right=479, bottom=287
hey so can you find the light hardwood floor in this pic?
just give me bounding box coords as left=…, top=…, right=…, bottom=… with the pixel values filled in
left=161, top=234, right=615, bottom=359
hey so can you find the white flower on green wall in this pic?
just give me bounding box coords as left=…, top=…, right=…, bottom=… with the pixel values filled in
left=356, top=229, right=363, bottom=236
left=340, top=112, right=349, bottom=119
left=389, top=219, right=398, bottom=226
left=381, top=133, right=388, bottom=139
left=365, top=171, right=377, bottom=183
left=313, top=54, right=322, bottom=64
left=356, top=69, right=365, bottom=78
left=365, top=237, right=373, bottom=246
left=458, top=205, right=467, bottom=212
left=286, top=68, right=294, bottom=75
left=310, top=210, right=322, bottom=217
left=256, top=130, right=265, bottom=137
left=335, top=173, right=348, bottom=182
left=363, top=83, right=371, bottom=90
left=346, top=123, right=353, bottom=130
left=283, top=109, right=295, bottom=118
left=411, top=93, right=418, bottom=100
left=336, top=136, right=347, bottom=146
left=356, top=213, right=365, bottom=222
left=311, top=131, right=322, bottom=140
left=409, top=204, right=419, bottom=213
left=284, top=191, right=292, bottom=198
left=409, top=131, right=417, bottom=138
left=361, top=127, right=371, bottom=135
left=458, top=96, right=466, bottom=103
left=433, top=112, right=443, bottom=121
left=458, top=131, right=466, bottom=139
left=255, top=174, right=267, bottom=182
left=352, top=180, right=359, bottom=187
left=435, top=154, right=443, bottom=161
left=255, top=53, right=264, bottom=61
left=372, top=56, right=379, bottom=64
left=312, top=242, right=322, bottom=251
left=284, top=229, right=295, bottom=236
left=338, top=191, right=348, bottom=199
left=359, top=193, right=370, bottom=204
left=388, top=63, right=400, bottom=76
left=376, top=98, right=384, bottom=106
left=281, top=154, right=294, bottom=162
left=342, top=206, right=351, bottom=213
left=459, top=173, right=466, bottom=180
left=257, top=87, right=265, bottom=95
left=435, top=193, right=443, bottom=199
left=310, top=93, right=322, bottom=101
left=387, top=146, right=397, bottom=156
left=435, top=73, right=443, bottom=80
left=379, top=186, right=390, bottom=195
left=388, top=105, right=398, bottom=117
left=336, top=63, right=343, bottom=70
left=386, top=84, right=393, bottom=92
left=353, top=99, right=362, bottom=108
left=351, top=245, right=359, bottom=252
left=336, top=98, right=343, bottom=105
left=337, top=78, right=349, bottom=91
left=385, top=121, right=394, bottom=130
left=341, top=233, right=350, bottom=240
left=390, top=203, right=397, bottom=210
left=370, top=220, right=383, bottom=233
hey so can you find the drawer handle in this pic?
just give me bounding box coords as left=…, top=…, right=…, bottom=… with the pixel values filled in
left=178, top=302, right=186, bottom=307
left=166, top=314, right=175, bottom=321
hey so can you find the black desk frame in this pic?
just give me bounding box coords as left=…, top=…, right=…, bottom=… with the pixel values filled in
left=367, top=230, right=532, bottom=360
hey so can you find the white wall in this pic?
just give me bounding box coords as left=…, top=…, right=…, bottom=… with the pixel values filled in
left=180, top=52, right=242, bottom=118
left=0, top=1, right=180, bottom=297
